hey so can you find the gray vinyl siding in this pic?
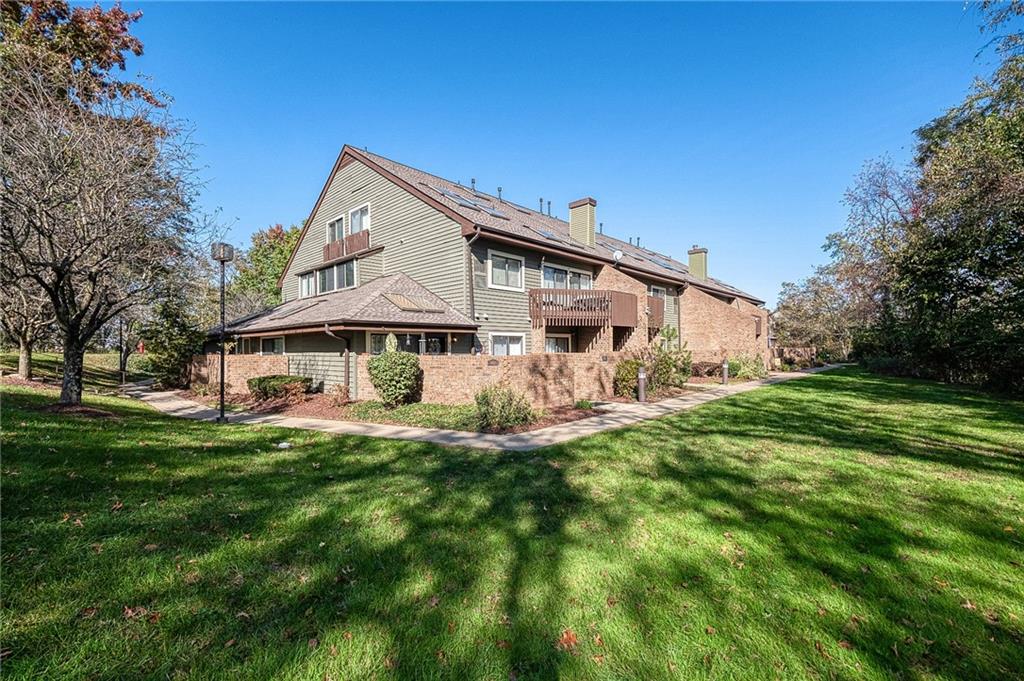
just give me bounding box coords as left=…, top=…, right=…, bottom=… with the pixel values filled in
left=281, top=159, right=465, bottom=307
left=470, top=239, right=595, bottom=353
left=638, top=279, right=681, bottom=348
left=284, top=333, right=360, bottom=392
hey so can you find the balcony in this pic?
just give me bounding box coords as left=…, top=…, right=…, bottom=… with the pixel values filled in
left=322, top=230, right=371, bottom=263
left=529, top=289, right=637, bottom=327
left=647, top=295, right=665, bottom=329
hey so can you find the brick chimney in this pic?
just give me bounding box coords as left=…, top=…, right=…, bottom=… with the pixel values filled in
left=688, top=245, right=708, bottom=280
left=568, top=197, right=597, bottom=247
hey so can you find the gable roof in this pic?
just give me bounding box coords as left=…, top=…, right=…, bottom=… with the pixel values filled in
left=227, top=273, right=476, bottom=336
left=349, top=147, right=764, bottom=305
left=279, top=145, right=764, bottom=305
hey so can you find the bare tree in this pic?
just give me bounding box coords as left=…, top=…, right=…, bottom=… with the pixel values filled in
left=0, top=265, right=54, bottom=379
left=1, top=48, right=201, bottom=404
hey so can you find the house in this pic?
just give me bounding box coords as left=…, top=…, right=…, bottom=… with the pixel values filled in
left=208, top=145, right=769, bottom=400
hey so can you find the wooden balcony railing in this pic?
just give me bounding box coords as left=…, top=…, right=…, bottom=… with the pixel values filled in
left=528, top=289, right=638, bottom=327
left=647, top=295, right=665, bottom=329
left=322, top=230, right=371, bottom=264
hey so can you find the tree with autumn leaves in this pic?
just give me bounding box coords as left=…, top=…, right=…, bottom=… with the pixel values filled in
left=776, top=2, right=1024, bottom=392
left=1, top=1, right=204, bottom=404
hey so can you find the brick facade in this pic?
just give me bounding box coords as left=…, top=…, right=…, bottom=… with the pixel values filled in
left=355, top=352, right=626, bottom=407
left=678, top=286, right=770, bottom=365
left=190, top=354, right=288, bottom=394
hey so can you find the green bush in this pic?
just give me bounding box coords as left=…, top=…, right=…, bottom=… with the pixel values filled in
left=728, top=354, right=768, bottom=380
left=127, top=353, right=153, bottom=376
left=247, top=374, right=312, bottom=400
left=475, top=385, right=534, bottom=431
left=367, top=351, right=421, bottom=407
left=574, top=399, right=593, bottom=410
left=614, top=358, right=644, bottom=398
left=141, top=300, right=206, bottom=388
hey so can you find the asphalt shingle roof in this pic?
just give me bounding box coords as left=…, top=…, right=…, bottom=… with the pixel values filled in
left=350, top=147, right=764, bottom=305
left=226, top=273, right=476, bottom=335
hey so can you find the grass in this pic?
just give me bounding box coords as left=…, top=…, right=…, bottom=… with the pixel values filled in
left=0, top=351, right=143, bottom=393
left=1, top=367, right=1022, bottom=679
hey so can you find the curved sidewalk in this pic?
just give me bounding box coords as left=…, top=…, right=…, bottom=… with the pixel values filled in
left=125, top=365, right=839, bottom=452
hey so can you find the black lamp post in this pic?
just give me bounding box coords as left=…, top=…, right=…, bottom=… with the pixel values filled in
left=211, top=242, right=235, bottom=423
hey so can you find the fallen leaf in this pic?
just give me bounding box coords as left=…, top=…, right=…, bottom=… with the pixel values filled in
left=815, top=640, right=831, bottom=659
left=556, top=628, right=579, bottom=652
left=705, top=626, right=716, bottom=635
left=225, top=639, right=236, bottom=648
left=838, top=640, right=854, bottom=650
left=80, top=607, right=98, bottom=618
left=329, top=645, right=338, bottom=657
left=593, top=633, right=604, bottom=647
left=111, top=501, right=124, bottom=512
left=144, top=544, right=158, bottom=552
left=383, top=655, right=396, bottom=669
left=606, top=596, right=618, bottom=607
left=236, top=611, right=251, bottom=620
left=1004, top=525, right=1015, bottom=533
left=962, top=600, right=977, bottom=611
left=592, top=654, right=605, bottom=665
left=308, top=638, right=318, bottom=650
left=496, top=640, right=510, bottom=649
left=148, top=611, right=161, bottom=623
left=428, top=595, right=440, bottom=608
left=343, top=631, right=353, bottom=641
left=435, top=649, right=446, bottom=664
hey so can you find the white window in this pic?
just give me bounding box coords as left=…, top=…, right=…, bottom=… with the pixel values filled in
left=327, top=216, right=344, bottom=243
left=490, top=333, right=524, bottom=356
left=260, top=337, right=284, bottom=355
left=488, top=250, right=524, bottom=291
left=336, top=260, right=356, bottom=289
left=299, top=273, right=315, bottom=298
left=543, top=265, right=591, bottom=290
left=648, top=285, right=666, bottom=298
left=545, top=334, right=571, bottom=353
left=318, top=266, right=335, bottom=294
left=349, top=204, right=370, bottom=234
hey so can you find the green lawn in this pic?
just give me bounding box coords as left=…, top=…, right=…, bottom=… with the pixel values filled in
left=2, top=367, right=1022, bottom=679
left=0, top=352, right=141, bottom=393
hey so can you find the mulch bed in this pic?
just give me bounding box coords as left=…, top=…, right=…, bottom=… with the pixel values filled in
left=180, top=390, right=604, bottom=433
left=40, top=404, right=116, bottom=418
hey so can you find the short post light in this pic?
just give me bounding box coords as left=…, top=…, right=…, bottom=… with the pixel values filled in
left=722, top=358, right=729, bottom=385
left=637, top=364, right=647, bottom=403
left=210, top=242, right=235, bottom=424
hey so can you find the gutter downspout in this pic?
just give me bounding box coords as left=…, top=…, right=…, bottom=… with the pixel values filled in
left=466, top=225, right=482, bottom=352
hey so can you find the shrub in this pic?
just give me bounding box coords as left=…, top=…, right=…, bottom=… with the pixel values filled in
left=127, top=353, right=153, bottom=376
left=141, top=300, right=206, bottom=388
left=328, top=383, right=350, bottom=406
left=475, top=385, right=534, bottom=431
left=574, top=399, right=593, bottom=410
left=367, top=351, right=421, bottom=407
left=247, top=374, right=312, bottom=400
left=728, top=354, right=768, bottom=380
left=614, top=358, right=644, bottom=398
left=691, top=361, right=722, bottom=378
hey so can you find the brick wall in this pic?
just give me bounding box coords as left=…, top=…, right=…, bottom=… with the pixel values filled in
left=190, top=354, right=289, bottom=394
left=593, top=264, right=651, bottom=353
left=678, top=286, right=770, bottom=366
left=355, top=352, right=626, bottom=407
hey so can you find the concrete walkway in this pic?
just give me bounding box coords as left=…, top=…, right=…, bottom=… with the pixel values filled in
left=124, top=365, right=840, bottom=452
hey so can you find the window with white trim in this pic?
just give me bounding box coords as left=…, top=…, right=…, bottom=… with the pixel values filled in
left=543, top=265, right=592, bottom=290
left=317, top=265, right=335, bottom=294
left=350, top=204, right=370, bottom=234
left=299, top=273, right=315, bottom=298
left=648, top=285, right=666, bottom=298
left=260, top=337, right=284, bottom=355
left=327, top=216, right=344, bottom=243
left=488, top=251, right=524, bottom=291
left=316, top=260, right=357, bottom=294
left=491, top=333, right=524, bottom=356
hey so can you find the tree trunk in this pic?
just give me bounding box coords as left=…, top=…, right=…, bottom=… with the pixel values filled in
left=59, top=342, right=85, bottom=405
left=18, top=336, right=33, bottom=380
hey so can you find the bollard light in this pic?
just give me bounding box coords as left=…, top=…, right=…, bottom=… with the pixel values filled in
left=722, top=359, right=729, bottom=385
left=637, top=365, right=647, bottom=403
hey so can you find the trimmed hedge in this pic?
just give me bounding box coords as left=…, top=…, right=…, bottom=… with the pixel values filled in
left=613, top=358, right=645, bottom=398
left=367, top=351, right=421, bottom=407
left=247, top=374, right=312, bottom=400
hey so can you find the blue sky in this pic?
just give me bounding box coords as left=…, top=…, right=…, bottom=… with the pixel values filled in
left=125, top=1, right=996, bottom=306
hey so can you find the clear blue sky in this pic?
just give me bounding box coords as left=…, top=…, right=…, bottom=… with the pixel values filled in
left=124, top=1, right=996, bottom=306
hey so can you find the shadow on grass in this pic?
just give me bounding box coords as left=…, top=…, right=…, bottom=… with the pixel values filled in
left=2, top=368, right=1022, bottom=679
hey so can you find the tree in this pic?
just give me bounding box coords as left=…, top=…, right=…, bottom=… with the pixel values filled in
left=231, top=223, right=301, bottom=307
left=141, top=297, right=205, bottom=388
left=1, top=48, right=201, bottom=404
left=0, top=268, right=54, bottom=379
left=774, top=267, right=856, bottom=360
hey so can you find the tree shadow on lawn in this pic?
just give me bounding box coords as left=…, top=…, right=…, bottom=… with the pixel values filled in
left=2, top=374, right=1023, bottom=679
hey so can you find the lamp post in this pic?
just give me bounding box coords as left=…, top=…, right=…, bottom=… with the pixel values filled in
left=210, top=242, right=235, bottom=424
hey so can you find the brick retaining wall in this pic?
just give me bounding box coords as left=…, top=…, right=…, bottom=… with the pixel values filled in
left=356, top=352, right=626, bottom=407
left=190, top=354, right=288, bottom=394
